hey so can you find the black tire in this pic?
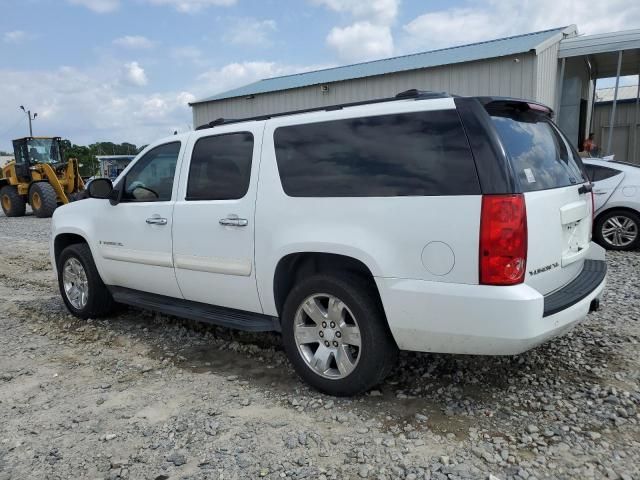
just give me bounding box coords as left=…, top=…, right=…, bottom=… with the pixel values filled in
left=0, top=185, right=26, bottom=217
left=594, top=209, right=640, bottom=251
left=67, top=191, right=86, bottom=202
left=29, top=182, right=58, bottom=218
left=57, top=243, right=116, bottom=319
left=281, top=273, right=398, bottom=396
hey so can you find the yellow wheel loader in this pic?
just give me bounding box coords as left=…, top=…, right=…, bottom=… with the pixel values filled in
left=0, top=137, right=84, bottom=218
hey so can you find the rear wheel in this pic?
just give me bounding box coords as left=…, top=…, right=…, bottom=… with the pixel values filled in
left=594, top=209, right=640, bottom=251
left=57, top=243, right=116, bottom=318
left=0, top=185, right=26, bottom=217
left=281, top=273, right=398, bottom=396
left=30, top=182, right=58, bottom=218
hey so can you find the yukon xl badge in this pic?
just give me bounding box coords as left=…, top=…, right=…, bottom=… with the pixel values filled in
left=529, top=262, right=559, bottom=276
left=99, top=241, right=124, bottom=247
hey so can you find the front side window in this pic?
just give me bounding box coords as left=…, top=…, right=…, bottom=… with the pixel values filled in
left=186, top=132, right=254, bottom=201
left=26, top=139, right=61, bottom=164
left=122, top=142, right=180, bottom=202
left=273, top=110, right=480, bottom=197
left=13, top=141, right=28, bottom=165
left=489, top=108, right=586, bottom=192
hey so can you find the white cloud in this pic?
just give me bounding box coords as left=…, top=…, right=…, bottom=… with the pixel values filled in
left=315, top=0, right=397, bottom=62
left=327, top=21, right=393, bottom=62
left=144, top=0, right=236, bottom=13
left=224, top=18, right=277, bottom=47
left=3, top=30, right=30, bottom=44
left=67, top=0, right=120, bottom=13
left=402, top=0, right=640, bottom=51
left=313, top=0, right=399, bottom=24
left=0, top=66, right=193, bottom=150
left=113, top=35, right=155, bottom=49
left=124, top=62, right=148, bottom=86
left=0, top=59, right=326, bottom=151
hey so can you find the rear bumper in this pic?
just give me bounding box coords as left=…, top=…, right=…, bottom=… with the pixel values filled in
left=377, top=248, right=607, bottom=355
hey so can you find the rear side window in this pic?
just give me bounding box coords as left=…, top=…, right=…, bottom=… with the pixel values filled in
left=273, top=110, right=480, bottom=197
left=585, top=164, right=621, bottom=182
left=186, top=132, right=253, bottom=201
left=489, top=109, right=586, bottom=192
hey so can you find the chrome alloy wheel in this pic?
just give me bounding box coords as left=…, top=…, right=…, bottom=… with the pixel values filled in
left=602, top=215, right=638, bottom=248
left=62, top=257, right=89, bottom=310
left=293, top=293, right=362, bottom=379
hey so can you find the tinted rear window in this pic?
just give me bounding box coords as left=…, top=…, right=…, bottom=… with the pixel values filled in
left=489, top=109, right=586, bottom=192
left=273, top=110, right=480, bottom=197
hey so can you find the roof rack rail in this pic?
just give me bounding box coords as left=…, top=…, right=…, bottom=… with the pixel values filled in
left=395, top=89, right=448, bottom=99
left=195, top=89, right=450, bottom=130
left=195, top=118, right=228, bottom=130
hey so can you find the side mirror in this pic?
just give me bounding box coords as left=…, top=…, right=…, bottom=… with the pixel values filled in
left=87, top=178, right=113, bottom=199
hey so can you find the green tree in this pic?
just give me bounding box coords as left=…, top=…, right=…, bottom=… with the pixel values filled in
left=61, top=139, right=138, bottom=177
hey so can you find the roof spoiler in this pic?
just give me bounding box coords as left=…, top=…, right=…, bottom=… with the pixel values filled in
left=476, top=96, right=554, bottom=118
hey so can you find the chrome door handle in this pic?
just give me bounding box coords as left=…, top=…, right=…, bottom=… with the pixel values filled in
left=594, top=190, right=607, bottom=195
left=219, top=217, right=248, bottom=227
left=146, top=216, right=167, bottom=225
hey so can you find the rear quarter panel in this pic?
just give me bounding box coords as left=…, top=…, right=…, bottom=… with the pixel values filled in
left=254, top=99, right=482, bottom=317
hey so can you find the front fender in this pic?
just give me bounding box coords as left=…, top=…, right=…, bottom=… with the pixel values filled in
left=50, top=201, right=102, bottom=278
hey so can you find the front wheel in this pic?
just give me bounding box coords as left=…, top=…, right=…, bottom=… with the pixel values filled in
left=281, top=274, right=398, bottom=396
left=57, top=243, right=116, bottom=318
left=594, top=209, right=640, bottom=251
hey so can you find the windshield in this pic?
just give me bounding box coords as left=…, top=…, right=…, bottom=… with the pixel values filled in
left=26, top=139, right=62, bottom=164
left=488, top=108, right=587, bottom=192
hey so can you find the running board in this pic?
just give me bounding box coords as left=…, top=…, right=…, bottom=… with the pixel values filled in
left=108, top=286, right=280, bottom=332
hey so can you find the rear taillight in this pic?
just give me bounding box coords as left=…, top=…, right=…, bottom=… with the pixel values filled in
left=479, top=194, right=528, bottom=286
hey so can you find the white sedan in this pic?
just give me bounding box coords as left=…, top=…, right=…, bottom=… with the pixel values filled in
left=583, top=158, right=640, bottom=251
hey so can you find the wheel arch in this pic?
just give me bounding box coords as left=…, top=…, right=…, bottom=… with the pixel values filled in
left=272, top=251, right=383, bottom=318
left=54, top=232, right=89, bottom=266
left=595, top=205, right=640, bottom=226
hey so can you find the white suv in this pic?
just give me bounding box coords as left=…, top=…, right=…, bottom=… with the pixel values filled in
left=51, top=91, right=607, bottom=396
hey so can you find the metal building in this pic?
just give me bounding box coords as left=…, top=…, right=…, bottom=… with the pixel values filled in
left=592, top=85, right=640, bottom=162
left=190, top=25, right=640, bottom=160
left=96, top=155, right=135, bottom=180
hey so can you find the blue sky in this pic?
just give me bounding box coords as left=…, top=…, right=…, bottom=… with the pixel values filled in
left=1, top=0, right=638, bottom=151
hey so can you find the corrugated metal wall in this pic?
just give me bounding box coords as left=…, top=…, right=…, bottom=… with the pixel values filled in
left=535, top=42, right=559, bottom=108
left=192, top=53, right=539, bottom=127
left=592, top=101, right=640, bottom=163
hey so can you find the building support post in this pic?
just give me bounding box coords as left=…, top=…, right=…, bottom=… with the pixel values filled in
left=606, top=50, right=623, bottom=156
left=556, top=57, right=566, bottom=119
left=633, top=78, right=640, bottom=163
left=589, top=77, right=597, bottom=136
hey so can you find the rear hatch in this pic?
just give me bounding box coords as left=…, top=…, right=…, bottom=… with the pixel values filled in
left=486, top=101, right=592, bottom=296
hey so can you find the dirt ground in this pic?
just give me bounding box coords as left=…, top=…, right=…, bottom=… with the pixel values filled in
left=0, top=213, right=638, bottom=480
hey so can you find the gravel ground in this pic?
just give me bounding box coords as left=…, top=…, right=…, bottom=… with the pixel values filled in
left=0, top=212, right=639, bottom=480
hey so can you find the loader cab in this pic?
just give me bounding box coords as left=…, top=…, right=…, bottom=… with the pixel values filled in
left=12, top=137, right=63, bottom=178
